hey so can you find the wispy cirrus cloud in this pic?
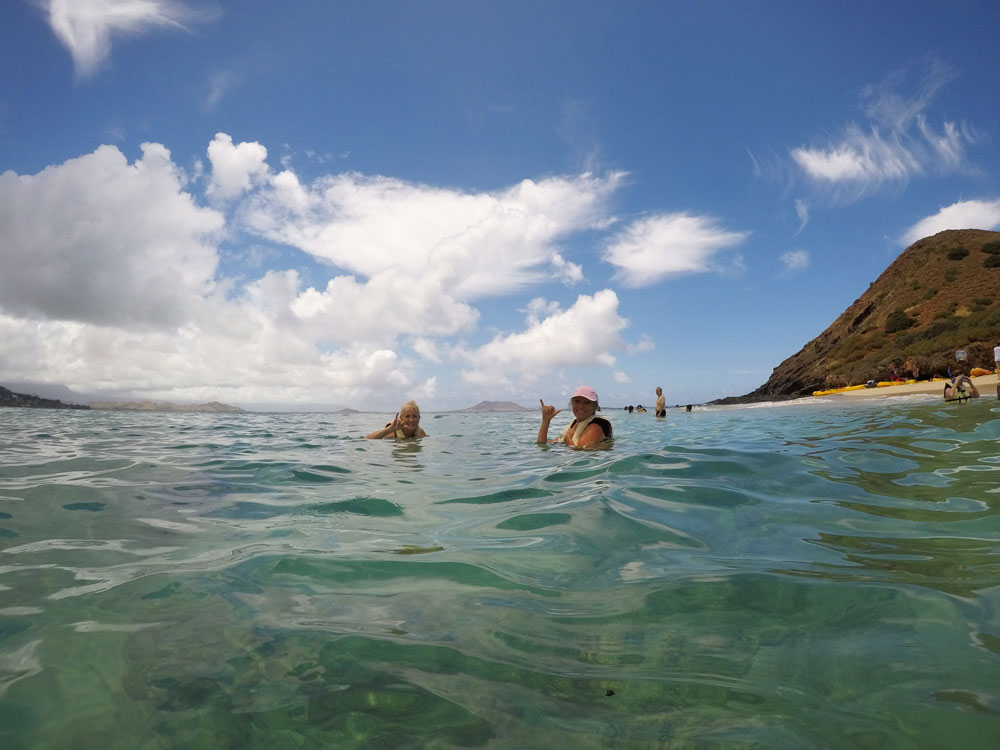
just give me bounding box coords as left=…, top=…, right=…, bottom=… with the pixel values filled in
left=41, top=0, right=217, bottom=77
left=778, top=249, right=810, bottom=276
left=788, top=59, right=982, bottom=201
left=206, top=69, right=238, bottom=109
left=794, top=199, right=809, bottom=234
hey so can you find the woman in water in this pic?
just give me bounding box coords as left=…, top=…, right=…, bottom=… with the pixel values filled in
left=537, top=386, right=613, bottom=448
left=366, top=400, right=428, bottom=439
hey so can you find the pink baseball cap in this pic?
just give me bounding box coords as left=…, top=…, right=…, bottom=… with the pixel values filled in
left=571, top=385, right=598, bottom=402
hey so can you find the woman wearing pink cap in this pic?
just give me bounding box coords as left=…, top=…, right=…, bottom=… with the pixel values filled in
left=537, top=386, right=613, bottom=448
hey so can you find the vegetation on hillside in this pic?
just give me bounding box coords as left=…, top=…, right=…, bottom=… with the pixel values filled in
left=733, top=229, right=1000, bottom=401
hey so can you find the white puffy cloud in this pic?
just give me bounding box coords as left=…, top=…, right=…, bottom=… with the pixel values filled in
left=602, top=213, right=748, bottom=287
left=239, top=169, right=625, bottom=298
left=282, top=268, right=480, bottom=345
left=522, top=297, right=564, bottom=323
left=550, top=251, right=584, bottom=285
left=0, top=143, right=223, bottom=328
left=0, top=135, right=639, bottom=408
left=0, top=140, right=426, bottom=406
left=43, top=0, right=214, bottom=77
left=900, top=199, right=1000, bottom=246
left=206, top=133, right=270, bottom=201
left=459, top=290, right=628, bottom=385
left=0, top=306, right=415, bottom=407
left=779, top=249, right=810, bottom=275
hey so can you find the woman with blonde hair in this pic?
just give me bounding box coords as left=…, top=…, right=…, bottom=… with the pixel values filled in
left=366, top=400, right=428, bottom=439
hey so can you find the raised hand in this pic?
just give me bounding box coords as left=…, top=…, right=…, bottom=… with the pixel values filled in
left=539, top=399, right=561, bottom=421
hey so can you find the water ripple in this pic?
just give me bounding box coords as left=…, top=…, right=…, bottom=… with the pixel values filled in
left=1, top=404, right=998, bottom=747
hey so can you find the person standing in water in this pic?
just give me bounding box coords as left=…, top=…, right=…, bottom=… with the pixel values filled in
left=366, top=400, right=428, bottom=439
left=537, top=386, right=613, bottom=448
left=654, top=386, right=666, bottom=417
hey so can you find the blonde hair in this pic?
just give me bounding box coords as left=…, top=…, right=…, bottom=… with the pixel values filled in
left=399, top=400, right=420, bottom=416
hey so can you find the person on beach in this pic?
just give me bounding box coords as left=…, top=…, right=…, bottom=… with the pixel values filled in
left=994, top=341, right=1000, bottom=375
left=943, top=373, right=979, bottom=403
left=537, top=386, right=613, bottom=448
left=654, top=386, right=666, bottom=417
left=366, top=400, right=428, bottom=439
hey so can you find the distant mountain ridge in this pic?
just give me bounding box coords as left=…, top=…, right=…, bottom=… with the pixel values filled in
left=1, top=383, right=243, bottom=413
left=88, top=400, right=244, bottom=413
left=4, top=382, right=97, bottom=404
left=718, top=229, right=1000, bottom=402
left=1, top=385, right=90, bottom=410
left=454, top=401, right=530, bottom=412
left=1, top=386, right=526, bottom=414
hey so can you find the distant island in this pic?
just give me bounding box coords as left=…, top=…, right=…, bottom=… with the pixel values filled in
left=453, top=400, right=530, bottom=413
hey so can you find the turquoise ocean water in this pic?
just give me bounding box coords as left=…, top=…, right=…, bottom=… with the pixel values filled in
left=1, top=399, right=999, bottom=749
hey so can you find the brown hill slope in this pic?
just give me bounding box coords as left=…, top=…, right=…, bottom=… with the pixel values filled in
left=719, top=229, right=1000, bottom=402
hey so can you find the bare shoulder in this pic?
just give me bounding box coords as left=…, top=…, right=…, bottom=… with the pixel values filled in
left=576, top=422, right=609, bottom=447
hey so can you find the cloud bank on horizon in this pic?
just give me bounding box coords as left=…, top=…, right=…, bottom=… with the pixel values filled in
left=0, top=134, right=686, bottom=405
left=2, top=1, right=999, bottom=409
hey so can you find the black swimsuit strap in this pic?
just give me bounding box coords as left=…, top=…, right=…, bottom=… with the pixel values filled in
left=569, top=416, right=612, bottom=437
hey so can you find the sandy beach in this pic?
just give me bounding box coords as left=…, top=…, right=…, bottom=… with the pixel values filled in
left=820, top=373, right=1000, bottom=400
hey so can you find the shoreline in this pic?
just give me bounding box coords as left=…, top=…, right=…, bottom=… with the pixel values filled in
left=818, top=373, right=999, bottom=400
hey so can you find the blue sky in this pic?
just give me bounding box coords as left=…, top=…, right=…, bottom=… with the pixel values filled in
left=2, top=1, right=999, bottom=411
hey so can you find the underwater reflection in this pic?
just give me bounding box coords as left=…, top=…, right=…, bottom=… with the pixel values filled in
left=804, top=531, right=999, bottom=597
left=391, top=440, right=424, bottom=468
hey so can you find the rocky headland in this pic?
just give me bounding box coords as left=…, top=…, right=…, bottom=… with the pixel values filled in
left=0, top=386, right=90, bottom=410
left=714, top=229, right=1000, bottom=404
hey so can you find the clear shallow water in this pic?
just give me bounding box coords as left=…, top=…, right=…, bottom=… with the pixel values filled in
left=1, top=400, right=998, bottom=749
